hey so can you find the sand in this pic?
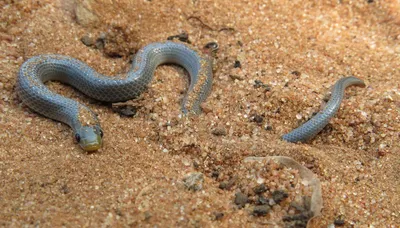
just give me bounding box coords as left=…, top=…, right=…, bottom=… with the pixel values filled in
left=0, top=0, right=399, bottom=227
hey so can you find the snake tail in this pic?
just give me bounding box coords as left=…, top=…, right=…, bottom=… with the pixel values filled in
left=282, top=76, right=365, bottom=143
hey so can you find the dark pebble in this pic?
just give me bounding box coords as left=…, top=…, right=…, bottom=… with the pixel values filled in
left=367, top=0, right=373, bottom=3
left=234, top=192, right=248, bottom=208
left=112, top=105, right=137, bottom=117
left=283, top=211, right=313, bottom=222
left=253, top=80, right=271, bottom=91
left=253, top=205, right=271, bottom=216
left=254, top=80, right=263, bottom=88
left=334, top=217, right=345, bottom=226
left=211, top=170, right=220, bottom=179
left=264, top=125, right=273, bottom=131
left=219, top=176, right=237, bottom=190
left=251, top=115, right=264, bottom=124
left=234, top=60, right=241, bottom=68
left=213, top=211, right=224, bottom=220
left=104, top=51, right=123, bottom=58
left=219, top=182, right=228, bottom=189
left=291, top=71, right=301, bottom=77
left=256, top=196, right=269, bottom=205
left=212, top=127, right=227, bottom=136
left=81, top=35, right=94, bottom=46
left=272, top=190, right=289, bottom=204
left=167, top=32, right=190, bottom=43
left=253, top=183, right=267, bottom=194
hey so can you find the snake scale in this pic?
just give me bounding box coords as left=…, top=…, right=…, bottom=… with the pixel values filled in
left=17, top=41, right=365, bottom=151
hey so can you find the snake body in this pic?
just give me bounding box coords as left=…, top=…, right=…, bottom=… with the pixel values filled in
left=17, top=41, right=214, bottom=151
left=282, top=76, right=365, bottom=143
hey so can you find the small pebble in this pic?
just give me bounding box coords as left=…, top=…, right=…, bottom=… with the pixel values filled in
left=212, top=211, right=224, bottom=220
left=212, top=127, right=227, bottom=136
left=253, top=80, right=271, bottom=91
left=183, top=172, right=204, bottom=191
left=112, top=105, right=137, bottom=117
left=256, top=196, right=269, bottom=205
left=334, top=215, right=345, bottom=226
left=234, top=192, right=248, bottom=208
left=291, top=71, right=301, bottom=77
left=252, top=205, right=271, bottom=216
left=234, top=60, right=241, bottom=68
left=81, top=35, right=94, bottom=46
left=251, top=115, right=263, bottom=124
left=211, top=170, right=219, bottom=179
left=282, top=211, right=313, bottom=222
left=229, top=74, right=244, bottom=81
left=253, top=183, right=267, bottom=194
left=219, top=176, right=237, bottom=190
left=272, top=190, right=289, bottom=204
left=264, top=124, right=273, bottom=131
left=167, top=32, right=190, bottom=43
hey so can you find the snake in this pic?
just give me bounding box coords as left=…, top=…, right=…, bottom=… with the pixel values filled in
left=17, top=41, right=218, bottom=151
left=282, top=76, right=366, bottom=143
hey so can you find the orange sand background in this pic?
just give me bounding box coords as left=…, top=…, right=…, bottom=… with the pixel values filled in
left=1, top=0, right=399, bottom=226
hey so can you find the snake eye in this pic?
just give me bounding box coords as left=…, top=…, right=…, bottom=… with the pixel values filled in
left=75, top=133, right=81, bottom=142
left=99, top=129, right=104, bottom=138
left=204, top=42, right=219, bottom=51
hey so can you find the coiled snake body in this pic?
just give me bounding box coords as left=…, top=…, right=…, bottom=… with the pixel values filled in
left=17, top=42, right=215, bottom=151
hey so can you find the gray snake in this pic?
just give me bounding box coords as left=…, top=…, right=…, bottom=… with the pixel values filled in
left=17, top=40, right=365, bottom=150
left=17, top=41, right=216, bottom=151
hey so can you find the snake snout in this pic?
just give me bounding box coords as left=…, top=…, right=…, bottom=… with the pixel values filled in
left=76, top=126, right=103, bottom=151
left=81, top=141, right=102, bottom=152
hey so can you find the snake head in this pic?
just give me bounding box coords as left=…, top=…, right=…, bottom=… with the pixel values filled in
left=75, top=125, right=103, bottom=151
left=202, top=42, right=219, bottom=56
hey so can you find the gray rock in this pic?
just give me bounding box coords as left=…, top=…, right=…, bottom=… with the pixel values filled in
left=253, top=205, right=271, bottom=216
left=253, top=183, right=267, bottom=194
left=183, top=172, right=204, bottom=191
left=272, top=190, right=289, bottom=204
left=234, top=192, right=248, bottom=208
left=81, top=35, right=94, bottom=46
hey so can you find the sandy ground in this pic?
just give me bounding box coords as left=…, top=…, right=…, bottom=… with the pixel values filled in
left=1, top=0, right=399, bottom=227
